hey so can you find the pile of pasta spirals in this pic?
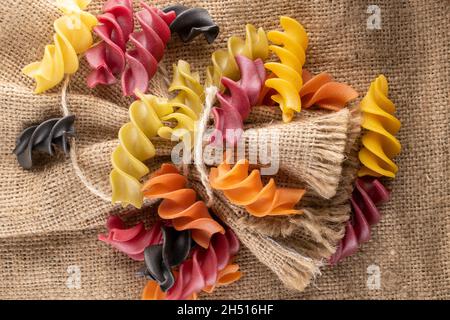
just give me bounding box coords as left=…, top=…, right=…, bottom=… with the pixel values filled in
left=16, top=0, right=401, bottom=299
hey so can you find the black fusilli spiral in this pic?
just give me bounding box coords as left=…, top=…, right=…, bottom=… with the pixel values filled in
left=163, top=4, right=219, bottom=44
left=13, top=115, right=75, bottom=169
left=137, top=226, right=192, bottom=292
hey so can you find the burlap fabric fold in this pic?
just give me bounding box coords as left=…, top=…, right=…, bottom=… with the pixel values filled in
left=0, top=0, right=448, bottom=299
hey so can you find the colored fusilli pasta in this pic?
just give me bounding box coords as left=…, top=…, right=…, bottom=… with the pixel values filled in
left=157, top=60, right=204, bottom=142
left=13, top=115, right=75, bottom=169
left=163, top=5, right=219, bottom=43
left=23, top=0, right=97, bottom=93
left=98, top=216, right=163, bottom=261
left=330, top=178, right=390, bottom=265
left=142, top=164, right=225, bottom=249
left=264, top=16, right=308, bottom=123
left=110, top=91, right=172, bottom=208
left=122, top=3, right=176, bottom=96
left=85, top=0, right=134, bottom=88
left=142, top=229, right=241, bottom=300
left=86, top=1, right=175, bottom=96
left=300, top=70, right=359, bottom=110
left=138, top=227, right=192, bottom=292
left=110, top=60, right=202, bottom=208
left=358, top=75, right=401, bottom=178
left=211, top=55, right=266, bottom=146
left=206, top=24, right=269, bottom=88
left=209, top=157, right=306, bottom=217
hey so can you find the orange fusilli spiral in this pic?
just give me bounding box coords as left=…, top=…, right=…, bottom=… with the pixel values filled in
left=142, top=164, right=225, bottom=248
left=258, top=70, right=359, bottom=111
left=300, top=70, right=359, bottom=111
left=209, top=158, right=306, bottom=217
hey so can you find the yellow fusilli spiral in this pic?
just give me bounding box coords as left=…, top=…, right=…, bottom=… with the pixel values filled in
left=358, top=75, right=401, bottom=178
left=264, top=16, right=308, bottom=123
left=158, top=60, right=204, bottom=142
left=110, top=60, right=203, bottom=208
left=206, top=24, right=269, bottom=87
left=22, top=0, right=97, bottom=93
left=110, top=92, right=172, bottom=208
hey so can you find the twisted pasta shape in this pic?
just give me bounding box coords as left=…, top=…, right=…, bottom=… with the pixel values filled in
left=142, top=164, right=225, bottom=249
left=358, top=75, right=401, bottom=178
left=23, top=0, right=97, bottom=93
left=264, top=16, right=308, bottom=123
left=163, top=5, right=219, bottom=43
left=211, top=55, right=266, bottom=146
left=110, top=91, right=173, bottom=209
left=330, top=178, right=390, bottom=265
left=138, top=227, right=192, bottom=292
left=142, top=229, right=241, bottom=300
left=13, top=115, right=75, bottom=170
left=98, top=216, right=163, bottom=261
left=142, top=281, right=168, bottom=300
left=209, top=157, right=306, bottom=217
left=85, top=0, right=134, bottom=88
left=259, top=70, right=359, bottom=111
left=110, top=61, right=202, bottom=208
left=299, top=70, right=359, bottom=110
left=157, top=60, right=204, bottom=142
left=122, top=3, right=176, bottom=96
left=206, top=24, right=269, bottom=88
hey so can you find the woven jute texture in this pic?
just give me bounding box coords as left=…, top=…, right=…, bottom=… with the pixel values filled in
left=0, top=0, right=449, bottom=299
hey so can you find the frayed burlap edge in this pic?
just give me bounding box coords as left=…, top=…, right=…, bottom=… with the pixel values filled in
left=188, top=106, right=361, bottom=291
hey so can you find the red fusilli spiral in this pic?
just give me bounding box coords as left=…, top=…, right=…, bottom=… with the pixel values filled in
left=330, top=178, right=390, bottom=265
left=86, top=0, right=134, bottom=88
left=121, top=3, right=176, bottom=96
left=98, top=215, right=163, bottom=261
left=142, top=229, right=241, bottom=300
left=211, top=55, right=266, bottom=146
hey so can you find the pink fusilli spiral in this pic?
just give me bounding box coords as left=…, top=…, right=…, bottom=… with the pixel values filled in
left=165, top=229, right=241, bottom=300
left=98, top=216, right=163, bottom=261
left=121, top=3, right=176, bottom=96
left=330, top=178, right=390, bottom=265
left=86, top=0, right=134, bottom=88
left=211, top=55, right=266, bottom=146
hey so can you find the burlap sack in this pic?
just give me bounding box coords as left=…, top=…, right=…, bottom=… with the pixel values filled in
left=1, top=0, right=448, bottom=299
